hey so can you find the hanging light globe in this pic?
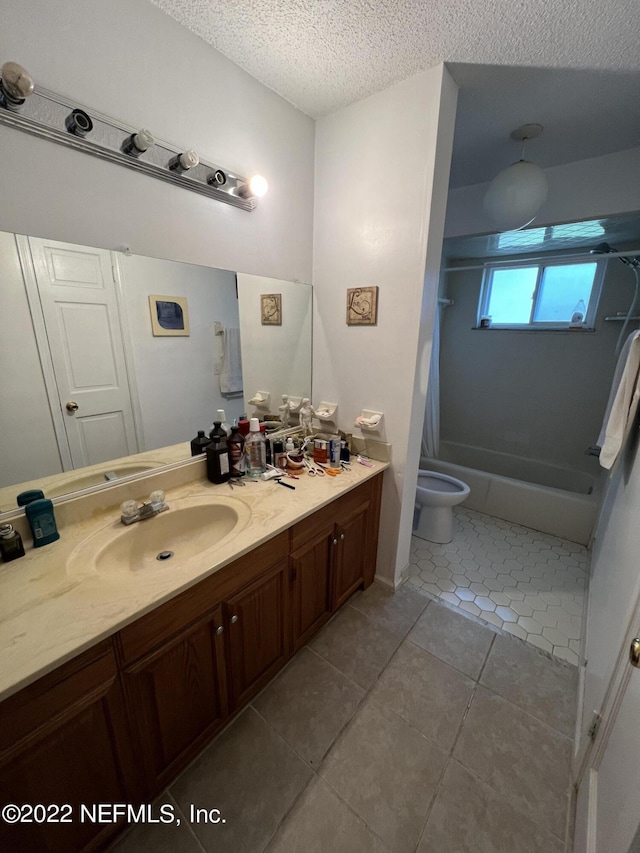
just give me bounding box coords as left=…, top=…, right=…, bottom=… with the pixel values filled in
left=483, top=124, right=548, bottom=232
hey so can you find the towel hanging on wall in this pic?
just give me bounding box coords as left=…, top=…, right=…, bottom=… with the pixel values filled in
left=598, top=330, right=640, bottom=469
left=219, top=327, right=243, bottom=395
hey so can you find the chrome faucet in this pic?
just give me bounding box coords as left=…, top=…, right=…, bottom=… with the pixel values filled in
left=120, top=490, right=169, bottom=525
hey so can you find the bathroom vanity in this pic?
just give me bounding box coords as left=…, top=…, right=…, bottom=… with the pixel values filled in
left=0, top=461, right=384, bottom=852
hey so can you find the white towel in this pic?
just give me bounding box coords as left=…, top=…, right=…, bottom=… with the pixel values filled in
left=219, top=327, right=243, bottom=395
left=598, top=330, right=640, bottom=469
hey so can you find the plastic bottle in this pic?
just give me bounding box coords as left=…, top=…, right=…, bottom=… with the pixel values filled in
left=569, top=299, right=587, bottom=329
left=227, top=426, right=245, bottom=477
left=25, top=498, right=60, bottom=547
left=209, top=420, right=227, bottom=442
left=216, top=409, right=231, bottom=436
left=0, top=523, right=25, bottom=562
left=206, top=435, right=230, bottom=484
left=245, top=417, right=266, bottom=479
left=190, top=430, right=211, bottom=456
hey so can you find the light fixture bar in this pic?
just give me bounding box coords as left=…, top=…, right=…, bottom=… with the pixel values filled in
left=0, top=81, right=260, bottom=211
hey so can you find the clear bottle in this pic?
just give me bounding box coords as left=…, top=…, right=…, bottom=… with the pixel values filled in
left=216, top=409, right=231, bottom=437
left=245, top=417, right=266, bottom=479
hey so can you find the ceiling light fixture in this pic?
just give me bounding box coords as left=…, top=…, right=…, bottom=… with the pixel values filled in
left=483, top=123, right=548, bottom=232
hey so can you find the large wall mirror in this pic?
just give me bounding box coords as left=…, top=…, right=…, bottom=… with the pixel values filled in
left=0, top=231, right=312, bottom=514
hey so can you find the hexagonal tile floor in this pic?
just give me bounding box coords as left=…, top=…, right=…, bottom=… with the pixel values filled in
left=404, top=507, right=588, bottom=665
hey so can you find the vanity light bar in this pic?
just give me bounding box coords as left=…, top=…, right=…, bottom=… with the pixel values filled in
left=0, top=62, right=266, bottom=212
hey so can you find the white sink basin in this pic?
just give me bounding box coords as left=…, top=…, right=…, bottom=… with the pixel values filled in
left=67, top=496, right=250, bottom=577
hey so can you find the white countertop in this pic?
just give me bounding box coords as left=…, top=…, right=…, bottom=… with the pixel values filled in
left=0, top=459, right=387, bottom=702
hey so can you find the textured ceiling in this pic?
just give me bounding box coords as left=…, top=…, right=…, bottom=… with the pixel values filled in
left=149, top=0, right=640, bottom=186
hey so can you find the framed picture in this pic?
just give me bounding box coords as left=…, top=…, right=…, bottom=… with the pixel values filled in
left=347, top=286, right=378, bottom=325
left=149, top=295, right=190, bottom=336
left=261, top=293, right=282, bottom=325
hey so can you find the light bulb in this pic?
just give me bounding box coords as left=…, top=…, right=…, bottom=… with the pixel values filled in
left=237, top=175, right=268, bottom=199
left=483, top=160, right=548, bottom=232
left=169, top=149, right=199, bottom=173
left=1, top=61, right=34, bottom=100
left=0, top=61, right=35, bottom=112
left=122, top=128, right=154, bottom=157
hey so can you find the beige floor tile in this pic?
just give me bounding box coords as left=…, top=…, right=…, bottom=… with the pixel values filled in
left=370, top=640, right=474, bottom=751
left=349, top=581, right=429, bottom=635
left=253, top=647, right=364, bottom=766
left=409, top=602, right=495, bottom=680
left=320, top=699, right=448, bottom=853
left=265, top=776, right=391, bottom=853
left=453, top=687, right=571, bottom=839
left=310, top=605, right=403, bottom=689
left=418, top=760, right=563, bottom=853
left=109, top=793, right=201, bottom=853
left=171, top=707, right=312, bottom=853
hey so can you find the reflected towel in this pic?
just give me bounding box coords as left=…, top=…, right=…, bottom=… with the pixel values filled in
left=598, top=330, right=640, bottom=469
left=219, top=328, right=243, bottom=395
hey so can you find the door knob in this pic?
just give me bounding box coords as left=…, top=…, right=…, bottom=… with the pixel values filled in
left=66, top=401, right=79, bottom=412
left=630, top=638, right=640, bottom=668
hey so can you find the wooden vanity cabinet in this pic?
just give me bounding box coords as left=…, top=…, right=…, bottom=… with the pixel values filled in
left=0, top=641, right=138, bottom=853
left=0, top=473, right=383, bottom=851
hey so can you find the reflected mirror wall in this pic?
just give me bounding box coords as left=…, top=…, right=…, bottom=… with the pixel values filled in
left=0, top=231, right=312, bottom=513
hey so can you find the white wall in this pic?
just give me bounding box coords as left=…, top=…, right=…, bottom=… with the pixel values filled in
left=237, top=274, right=312, bottom=416
left=0, top=0, right=314, bottom=282
left=0, top=232, right=62, bottom=488
left=117, top=254, right=244, bottom=449
left=313, top=65, right=458, bottom=585
left=445, top=147, right=640, bottom=239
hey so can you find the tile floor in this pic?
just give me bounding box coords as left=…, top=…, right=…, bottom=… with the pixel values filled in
left=111, top=583, right=577, bottom=853
left=404, top=506, right=589, bottom=665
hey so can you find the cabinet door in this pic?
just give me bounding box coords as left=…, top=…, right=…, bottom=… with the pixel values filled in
left=0, top=645, right=137, bottom=853
left=123, top=604, right=228, bottom=796
left=290, top=526, right=335, bottom=651
left=333, top=500, right=370, bottom=609
left=225, top=559, right=290, bottom=710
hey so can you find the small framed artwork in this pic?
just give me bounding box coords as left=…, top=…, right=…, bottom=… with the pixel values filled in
left=261, top=293, right=282, bottom=325
left=149, top=295, right=190, bottom=336
left=347, top=286, right=379, bottom=326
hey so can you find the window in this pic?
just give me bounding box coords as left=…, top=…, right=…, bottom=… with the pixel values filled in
left=479, top=259, right=604, bottom=329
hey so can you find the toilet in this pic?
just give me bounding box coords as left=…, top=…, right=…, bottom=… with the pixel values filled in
left=413, top=469, right=471, bottom=544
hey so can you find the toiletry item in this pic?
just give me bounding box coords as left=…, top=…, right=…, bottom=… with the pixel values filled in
left=260, top=468, right=282, bottom=480
left=25, top=499, right=60, bottom=547
left=245, top=417, right=266, bottom=479
left=273, top=440, right=286, bottom=470
left=0, top=524, right=25, bottom=562
left=216, top=409, right=231, bottom=436
left=479, top=315, right=492, bottom=328
left=209, top=420, right=227, bottom=442
left=276, top=479, right=295, bottom=490
left=314, top=440, right=328, bottom=465
left=206, top=435, right=230, bottom=484
left=238, top=417, right=250, bottom=438
left=569, top=299, right=587, bottom=329
left=190, top=430, right=211, bottom=456
left=260, top=423, right=272, bottom=465
left=16, top=489, right=45, bottom=507
left=227, top=426, right=245, bottom=476
left=340, top=438, right=351, bottom=462
left=329, top=437, right=341, bottom=468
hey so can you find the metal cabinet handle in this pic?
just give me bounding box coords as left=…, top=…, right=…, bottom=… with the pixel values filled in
left=216, top=625, right=224, bottom=635
left=230, top=614, right=239, bottom=624
left=66, top=401, right=79, bottom=412
left=630, top=638, right=640, bottom=668
left=340, top=533, right=345, bottom=540
left=332, top=538, right=337, bottom=546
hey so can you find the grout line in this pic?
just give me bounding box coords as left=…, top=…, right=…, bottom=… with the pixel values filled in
left=166, top=791, right=207, bottom=853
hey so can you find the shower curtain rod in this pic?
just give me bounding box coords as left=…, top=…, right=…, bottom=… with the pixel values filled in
left=441, top=246, right=640, bottom=273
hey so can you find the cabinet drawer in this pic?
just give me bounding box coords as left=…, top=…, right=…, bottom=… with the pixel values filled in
left=118, top=532, right=289, bottom=664
left=0, top=640, right=117, bottom=759
left=290, top=480, right=374, bottom=551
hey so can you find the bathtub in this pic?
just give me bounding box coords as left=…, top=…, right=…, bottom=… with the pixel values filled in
left=421, top=441, right=602, bottom=545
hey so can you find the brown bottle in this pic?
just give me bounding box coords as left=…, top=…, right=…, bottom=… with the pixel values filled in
left=227, top=426, right=245, bottom=477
